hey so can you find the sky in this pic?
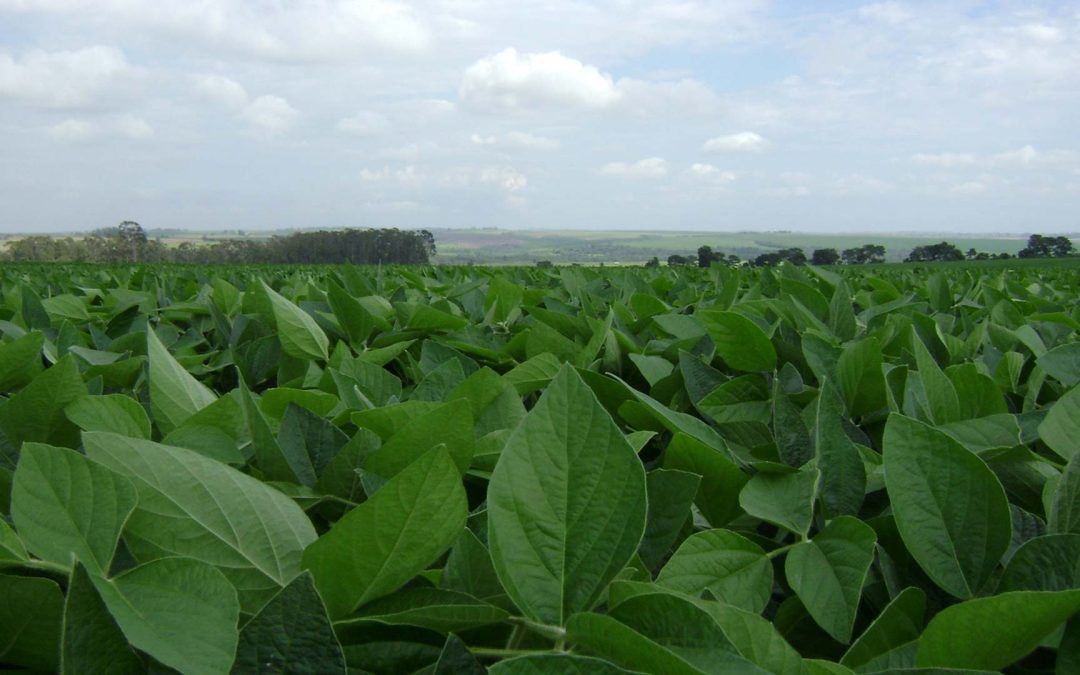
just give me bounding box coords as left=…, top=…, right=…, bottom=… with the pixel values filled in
left=1, top=1, right=1078, bottom=234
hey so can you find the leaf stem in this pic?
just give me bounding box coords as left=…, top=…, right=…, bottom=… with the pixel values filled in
left=505, top=623, right=525, bottom=650
left=470, top=647, right=557, bottom=660
left=508, top=616, right=567, bottom=641
left=766, top=542, right=799, bottom=560
left=4, top=558, right=70, bottom=575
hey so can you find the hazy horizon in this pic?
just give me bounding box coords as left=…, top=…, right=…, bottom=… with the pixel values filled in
left=2, top=1, right=1078, bottom=234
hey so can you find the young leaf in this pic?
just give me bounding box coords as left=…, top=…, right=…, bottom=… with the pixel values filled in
left=12, top=443, right=137, bottom=575
left=883, top=414, right=1011, bottom=598
left=785, top=516, right=877, bottom=644
left=665, top=432, right=747, bottom=528
left=64, top=394, right=151, bottom=440
left=261, top=280, right=330, bottom=361
left=1040, top=384, right=1080, bottom=460
left=699, top=310, right=777, bottom=372
left=302, top=447, right=467, bottom=618
left=639, top=468, right=701, bottom=570
left=814, top=381, right=866, bottom=518
left=0, top=353, right=85, bottom=449
left=148, top=328, right=216, bottom=435
left=739, top=468, right=819, bottom=538
left=840, top=586, right=926, bottom=669
left=487, top=365, right=647, bottom=625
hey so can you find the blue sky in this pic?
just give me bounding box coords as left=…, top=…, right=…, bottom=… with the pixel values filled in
left=1, top=0, right=1077, bottom=233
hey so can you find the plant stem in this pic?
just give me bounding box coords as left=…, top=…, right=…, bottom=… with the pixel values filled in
left=509, top=616, right=567, bottom=641
left=505, top=623, right=525, bottom=650
left=6, top=558, right=69, bottom=575
left=470, top=647, right=557, bottom=660
left=766, top=542, right=798, bottom=560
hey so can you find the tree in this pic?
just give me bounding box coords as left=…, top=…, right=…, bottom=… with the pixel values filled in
left=697, top=245, right=715, bottom=268
left=776, top=247, right=807, bottom=265
left=644, top=256, right=660, bottom=268
left=811, top=248, right=840, bottom=265
left=667, top=254, right=694, bottom=266
left=753, top=252, right=781, bottom=267
left=536, top=260, right=554, bottom=268
left=1019, top=234, right=1075, bottom=258
left=118, top=220, right=147, bottom=262
left=906, top=241, right=964, bottom=263
left=841, top=244, right=886, bottom=264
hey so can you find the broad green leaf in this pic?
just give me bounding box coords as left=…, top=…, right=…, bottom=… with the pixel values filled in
left=666, top=432, right=747, bottom=528
left=1039, top=343, right=1080, bottom=387
left=697, top=600, right=805, bottom=675
left=64, top=394, right=151, bottom=439
left=0, top=352, right=85, bottom=450
left=303, top=447, right=467, bottom=618
left=999, top=534, right=1080, bottom=592
left=837, top=338, right=886, bottom=418
left=840, top=587, right=926, bottom=669
left=1040, top=384, right=1080, bottom=460
left=61, top=563, right=143, bottom=675
left=277, top=403, right=348, bottom=487
left=785, top=516, right=877, bottom=643
left=1050, top=454, right=1080, bottom=535
left=657, top=529, right=773, bottom=613
left=911, top=332, right=960, bottom=424
left=700, top=310, right=777, bottom=372
left=148, top=328, right=216, bottom=435
left=365, top=399, right=474, bottom=478
left=0, top=574, right=63, bottom=671
left=327, top=279, right=375, bottom=346
left=0, top=519, right=28, bottom=561
left=0, top=330, right=44, bottom=391
left=814, top=382, right=866, bottom=518
left=488, top=365, right=647, bottom=625
left=883, top=415, right=1011, bottom=598
left=238, top=376, right=299, bottom=483
left=262, top=280, right=330, bottom=361
left=565, top=612, right=704, bottom=675
left=639, top=469, right=701, bottom=570
left=83, top=431, right=317, bottom=611
left=739, top=468, right=819, bottom=538
left=431, top=634, right=486, bottom=675
left=916, top=590, right=1080, bottom=670
left=12, top=443, right=136, bottom=574
left=91, top=557, right=240, bottom=675
left=233, top=571, right=346, bottom=675
left=440, top=529, right=507, bottom=605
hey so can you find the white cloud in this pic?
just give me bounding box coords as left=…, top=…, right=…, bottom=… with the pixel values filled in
left=686, top=163, right=736, bottom=183
left=952, top=181, right=987, bottom=194
left=600, top=158, right=669, bottom=178
left=470, top=133, right=496, bottom=145
left=337, top=111, right=389, bottom=136
left=49, top=118, right=96, bottom=143
left=193, top=74, right=249, bottom=110
left=857, top=2, right=912, bottom=24
left=702, top=131, right=767, bottom=153
left=239, top=95, right=298, bottom=134
left=991, top=145, right=1078, bottom=168
left=471, top=131, right=559, bottom=150
left=479, top=167, right=527, bottom=191
left=460, top=48, right=622, bottom=111
left=912, top=152, right=977, bottom=167
left=0, top=45, right=132, bottom=108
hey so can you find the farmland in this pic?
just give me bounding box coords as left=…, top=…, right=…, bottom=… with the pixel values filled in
left=2, top=258, right=1080, bottom=674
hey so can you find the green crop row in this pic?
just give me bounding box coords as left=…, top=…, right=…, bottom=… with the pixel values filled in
left=1, top=260, right=1079, bottom=674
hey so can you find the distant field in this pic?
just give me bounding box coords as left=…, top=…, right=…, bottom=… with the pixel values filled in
left=430, top=228, right=1052, bottom=264
left=3, top=227, right=1073, bottom=265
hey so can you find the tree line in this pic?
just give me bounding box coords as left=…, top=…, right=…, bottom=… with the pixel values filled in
left=2, top=223, right=437, bottom=265
left=654, top=234, right=1074, bottom=268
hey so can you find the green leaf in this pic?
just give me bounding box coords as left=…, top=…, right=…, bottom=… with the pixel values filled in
left=233, top=571, right=346, bottom=675
left=911, top=332, right=960, bottom=424
left=262, top=280, right=330, bottom=361
left=91, top=557, right=240, bottom=675
left=431, top=634, right=486, bottom=675
left=840, top=587, right=926, bottom=669
left=83, top=431, right=317, bottom=612
left=565, top=612, right=703, bottom=675
left=440, top=529, right=507, bottom=605
left=665, top=432, right=747, bottom=528
left=365, top=399, right=474, bottom=478
left=916, top=590, right=1080, bottom=670
left=656, top=529, right=773, bottom=613
left=700, top=310, right=777, bottom=372
left=639, top=469, right=701, bottom=570
left=302, top=447, right=467, bottom=618
left=61, top=563, right=143, bottom=675
left=814, top=382, right=866, bottom=518
left=0, top=519, right=28, bottom=561
left=697, top=599, right=805, bottom=675
left=148, top=328, right=216, bottom=435
left=0, top=330, right=44, bottom=391
left=0, top=353, right=85, bottom=450
left=1039, top=343, right=1080, bottom=387
left=1040, top=384, right=1080, bottom=460
left=883, top=415, right=1011, bottom=598
left=12, top=443, right=136, bottom=574
left=487, top=365, right=647, bottom=625
left=489, top=654, right=637, bottom=674
left=0, top=574, right=63, bottom=671
left=837, top=338, right=887, bottom=418
left=327, top=279, right=375, bottom=346
left=277, top=403, right=348, bottom=487
left=739, top=468, right=818, bottom=538
left=64, top=394, right=151, bottom=439
left=342, top=587, right=510, bottom=633
left=1050, top=454, right=1080, bottom=535
left=999, top=534, right=1080, bottom=591
left=785, top=516, right=877, bottom=643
